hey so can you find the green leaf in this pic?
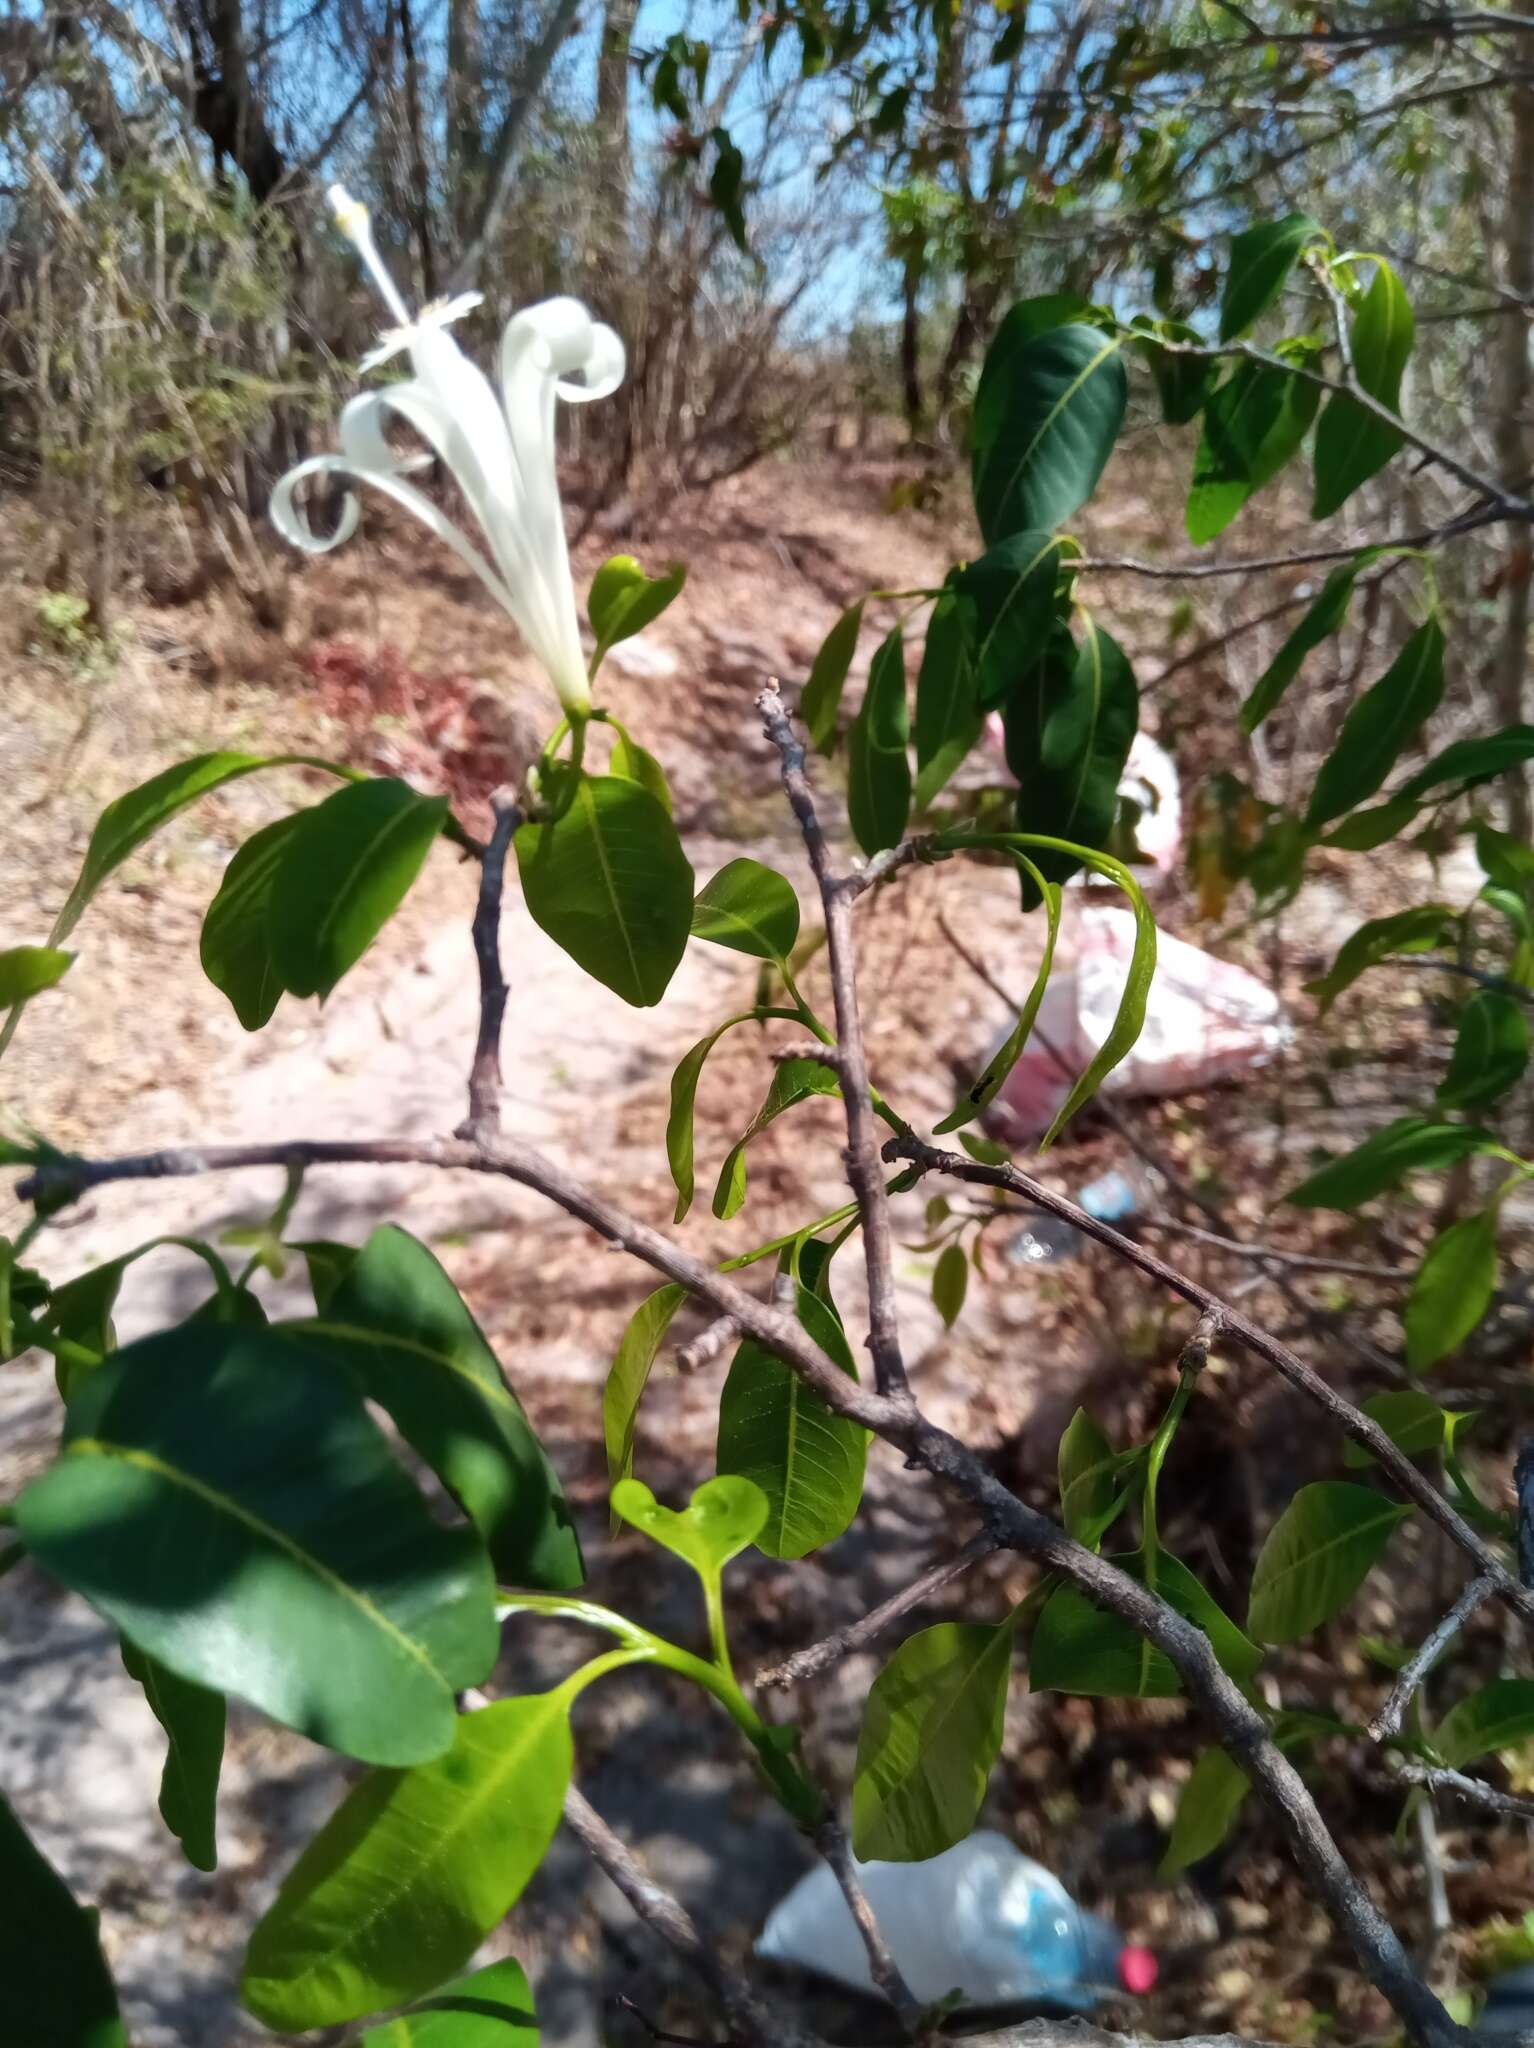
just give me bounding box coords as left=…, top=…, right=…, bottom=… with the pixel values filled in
left=935, top=872, right=1061, bottom=1132
left=957, top=533, right=1072, bottom=715
left=516, top=774, right=693, bottom=1007
left=588, top=555, right=686, bottom=666
left=716, top=1283, right=867, bottom=1558
left=356, top=1958, right=539, bottom=2045
left=1031, top=1551, right=1261, bottom=1697
left=1435, top=1679, right=1534, bottom=1768
left=295, top=1240, right=356, bottom=1314
left=0, top=1790, right=126, bottom=2047
left=668, top=1013, right=756, bottom=1223
left=1220, top=212, right=1323, bottom=340
left=17, top=1325, right=496, bottom=1765
left=1305, top=904, right=1459, bottom=1013
left=603, top=1284, right=688, bottom=1495
left=299, top=1225, right=582, bottom=1590
left=932, top=1243, right=968, bottom=1328
left=0, top=946, right=73, bottom=1006
left=1005, top=617, right=1139, bottom=892
left=1187, top=358, right=1320, bottom=544
left=1286, top=1115, right=1500, bottom=1208
left=1057, top=1409, right=1121, bottom=1547
left=1343, top=1389, right=1448, bottom=1470
left=1405, top=1212, right=1500, bottom=1372
left=1312, top=261, right=1415, bottom=518
left=120, top=1638, right=224, bottom=1872
left=1132, top=318, right=1216, bottom=425
left=270, top=779, right=448, bottom=1000
left=972, top=318, right=1127, bottom=541
left=242, top=1697, right=571, bottom=2031
left=1322, top=797, right=1422, bottom=851
left=1399, top=726, right=1534, bottom=803
left=610, top=1474, right=768, bottom=1573
left=713, top=1055, right=841, bottom=1221
left=1160, top=1748, right=1250, bottom=1875
left=1038, top=850, right=1156, bottom=1148
left=847, top=626, right=911, bottom=857
left=800, top=602, right=863, bottom=753
left=1241, top=553, right=1379, bottom=735
left=691, top=859, right=801, bottom=961
left=851, top=1618, right=1016, bottom=1860
left=1438, top=992, right=1529, bottom=1111
left=1247, top=1482, right=1411, bottom=1643
left=609, top=728, right=673, bottom=816
left=914, top=587, right=981, bottom=808
left=200, top=813, right=305, bottom=1030
left=1306, top=618, right=1446, bottom=828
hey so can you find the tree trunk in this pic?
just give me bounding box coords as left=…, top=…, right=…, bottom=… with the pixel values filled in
left=594, top=0, right=639, bottom=270
left=901, top=247, right=924, bottom=434
left=398, top=0, right=438, bottom=298
left=447, top=0, right=483, bottom=241
left=1494, top=56, right=1534, bottom=842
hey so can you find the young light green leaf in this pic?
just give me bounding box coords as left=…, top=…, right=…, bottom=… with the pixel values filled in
left=1220, top=212, right=1323, bottom=340
left=611, top=1474, right=769, bottom=1574
left=1160, top=1748, right=1250, bottom=1875
left=1342, top=1389, right=1448, bottom=1470
left=516, top=774, right=693, bottom=1007
left=356, top=1958, right=539, bottom=2045
left=691, top=859, right=801, bottom=961
left=200, top=813, right=306, bottom=1030
left=847, top=626, right=911, bottom=857
left=270, top=778, right=449, bottom=1000
left=1031, top=1551, right=1261, bottom=1698
left=667, top=1013, right=761, bottom=1222
left=609, top=728, right=673, bottom=816
left=932, top=1243, right=968, bottom=1328
left=1435, top=1679, right=1534, bottom=1769
left=121, top=1638, right=224, bottom=1873
left=1187, top=358, right=1320, bottom=544
left=1312, top=260, right=1415, bottom=518
left=0, top=1790, right=126, bottom=2048
left=800, top=601, right=863, bottom=753
left=1306, top=617, right=1446, bottom=828
left=1305, top=904, right=1459, bottom=1014
left=243, top=1697, right=571, bottom=2031
left=852, top=1618, right=1016, bottom=1861
left=18, top=1325, right=496, bottom=1765
left=588, top=554, right=686, bottom=665
left=936, top=871, right=1061, bottom=1132
left=298, top=1225, right=583, bottom=1590
left=1241, top=553, right=1379, bottom=734
left=713, top=1055, right=841, bottom=1221
left=1285, top=1115, right=1500, bottom=1208
left=603, top=1284, right=688, bottom=1495
left=1247, top=1481, right=1412, bottom=1643
left=914, top=585, right=981, bottom=808
left=1405, top=1211, right=1500, bottom=1372
left=1438, top=992, right=1529, bottom=1111
left=972, top=319, right=1127, bottom=541
left=1005, top=618, right=1139, bottom=894
left=1057, top=1408, right=1116, bottom=1545
left=0, top=945, right=73, bottom=1006
left=1036, top=847, right=1156, bottom=1147
left=1399, top=726, right=1534, bottom=804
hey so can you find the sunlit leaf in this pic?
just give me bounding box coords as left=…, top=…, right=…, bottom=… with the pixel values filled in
left=1247, top=1482, right=1411, bottom=1643
left=1405, top=1212, right=1499, bottom=1372
left=973, top=317, right=1127, bottom=540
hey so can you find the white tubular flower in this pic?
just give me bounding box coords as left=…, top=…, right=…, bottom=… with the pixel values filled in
left=272, top=185, right=625, bottom=714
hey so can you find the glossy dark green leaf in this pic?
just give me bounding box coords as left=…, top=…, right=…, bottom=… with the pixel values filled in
left=200, top=813, right=305, bottom=1030
left=1399, top=726, right=1534, bottom=803
left=0, top=1790, right=126, bottom=2047
left=852, top=1618, right=1016, bottom=1860
left=270, top=778, right=448, bottom=1000
left=1322, top=796, right=1421, bottom=851
left=800, top=602, right=863, bottom=753
left=588, top=554, right=686, bottom=666
left=1438, top=992, right=1529, bottom=1111
left=1031, top=1551, right=1261, bottom=1697
left=959, top=533, right=1072, bottom=713
left=243, top=1697, right=570, bottom=2030
left=0, top=945, right=73, bottom=1006
left=847, top=626, right=911, bottom=857
left=716, top=1283, right=867, bottom=1558
left=932, top=1243, right=968, bottom=1329
left=1247, top=1482, right=1411, bottom=1643
left=1241, top=553, right=1379, bottom=735
left=295, top=1239, right=357, bottom=1314
left=516, top=773, right=693, bottom=1007
left=299, top=1224, right=582, bottom=1590
left=17, top=1325, right=496, bottom=1764
left=611, top=1474, right=768, bottom=1574
left=356, top=1958, right=539, bottom=2045
left=1312, top=260, right=1415, bottom=518
left=1343, top=1389, right=1449, bottom=1470
left=1005, top=617, right=1139, bottom=891
left=1306, top=618, right=1446, bottom=828
left=1435, top=1679, right=1534, bottom=1769
left=121, top=1638, right=224, bottom=1872
left=603, top=1284, right=688, bottom=1494
left=1304, top=904, right=1458, bottom=1013
left=1160, top=1748, right=1249, bottom=1875
left=972, top=317, right=1127, bottom=540
left=1133, top=318, right=1215, bottom=425
left=691, top=859, right=800, bottom=961
left=913, top=587, right=981, bottom=808
left=1405, top=1212, right=1499, bottom=1372
left=1220, top=212, right=1323, bottom=340
left=713, top=1055, right=840, bottom=1221
left=1057, top=1408, right=1117, bottom=1546
left=1286, top=1116, right=1500, bottom=1208
left=1186, top=358, right=1320, bottom=544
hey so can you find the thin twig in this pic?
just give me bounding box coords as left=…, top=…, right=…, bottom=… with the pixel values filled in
left=674, top=1314, right=741, bottom=1376
left=1137, top=1215, right=1412, bottom=1282
left=616, top=1995, right=727, bottom=2046
left=1369, top=1576, right=1498, bottom=1741
left=457, top=791, right=519, bottom=1138
left=1394, top=1761, right=1534, bottom=1823
left=814, top=1817, right=923, bottom=2028
left=758, top=1531, right=1000, bottom=1688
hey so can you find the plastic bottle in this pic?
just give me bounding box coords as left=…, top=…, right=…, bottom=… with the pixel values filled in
left=756, top=1830, right=1158, bottom=2010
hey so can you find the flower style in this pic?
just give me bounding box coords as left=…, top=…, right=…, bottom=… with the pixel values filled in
left=271, top=185, right=625, bottom=714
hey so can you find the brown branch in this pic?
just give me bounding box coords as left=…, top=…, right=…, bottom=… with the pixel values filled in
left=813, top=1817, right=923, bottom=2029
left=1393, top=1761, right=1534, bottom=1823
left=1369, top=1575, right=1499, bottom=1742
left=759, top=1532, right=1000, bottom=1689
left=457, top=790, right=519, bottom=1139
left=674, top=1314, right=741, bottom=1376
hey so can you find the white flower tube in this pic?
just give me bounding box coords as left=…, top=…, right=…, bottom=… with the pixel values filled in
left=272, top=186, right=624, bottom=714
